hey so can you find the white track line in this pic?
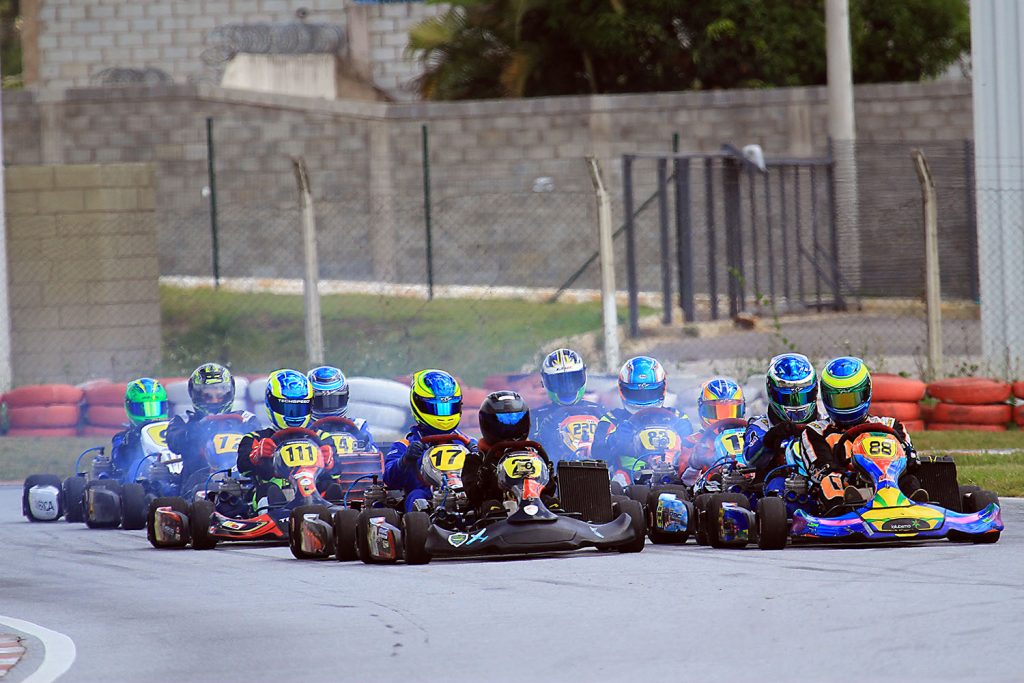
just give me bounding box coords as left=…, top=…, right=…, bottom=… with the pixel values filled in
left=0, top=617, right=75, bottom=683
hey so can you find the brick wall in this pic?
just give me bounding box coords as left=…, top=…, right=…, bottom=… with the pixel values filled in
left=4, top=163, right=161, bottom=385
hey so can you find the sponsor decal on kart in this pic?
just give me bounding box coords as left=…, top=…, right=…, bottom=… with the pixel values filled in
left=719, top=502, right=751, bottom=543
left=447, top=532, right=469, bottom=548
left=368, top=515, right=398, bottom=559
left=655, top=493, right=687, bottom=533
left=523, top=504, right=539, bottom=516
left=879, top=518, right=932, bottom=533
left=466, top=529, right=489, bottom=546
left=155, top=507, right=185, bottom=544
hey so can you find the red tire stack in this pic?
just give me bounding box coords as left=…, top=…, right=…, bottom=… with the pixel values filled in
left=4, top=384, right=84, bottom=437
left=81, top=381, right=128, bottom=438
left=1014, top=381, right=1024, bottom=428
left=925, top=378, right=1011, bottom=432
left=869, top=374, right=926, bottom=433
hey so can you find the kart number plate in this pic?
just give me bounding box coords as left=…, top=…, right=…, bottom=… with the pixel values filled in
left=330, top=433, right=358, bottom=455
left=859, top=435, right=898, bottom=457
left=427, top=445, right=467, bottom=472
left=143, top=422, right=168, bottom=448
left=502, top=454, right=543, bottom=479
left=715, top=429, right=745, bottom=457
left=212, top=433, right=244, bottom=455
left=638, top=427, right=681, bottom=453
left=558, top=415, right=599, bottom=450
left=279, top=442, right=318, bottom=467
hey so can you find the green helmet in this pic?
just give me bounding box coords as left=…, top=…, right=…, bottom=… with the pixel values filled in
left=124, top=378, right=169, bottom=427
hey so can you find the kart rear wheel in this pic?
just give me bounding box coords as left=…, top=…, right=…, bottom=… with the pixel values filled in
left=356, top=507, right=401, bottom=564
left=147, top=497, right=189, bottom=548
left=23, top=474, right=63, bottom=522
left=402, top=511, right=432, bottom=565
left=62, top=475, right=87, bottom=523
left=120, top=483, right=148, bottom=530
left=647, top=485, right=692, bottom=544
left=706, top=493, right=750, bottom=549
left=614, top=498, right=646, bottom=553
left=189, top=499, right=218, bottom=550
left=756, top=496, right=789, bottom=550
left=966, top=489, right=1000, bottom=544
left=693, top=494, right=713, bottom=546
left=289, top=505, right=333, bottom=560
left=84, top=480, right=122, bottom=529
left=333, top=508, right=360, bottom=562
left=626, top=484, right=651, bottom=506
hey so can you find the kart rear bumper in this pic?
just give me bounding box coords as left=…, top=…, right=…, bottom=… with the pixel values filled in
left=791, top=503, right=1003, bottom=541
left=424, top=513, right=638, bottom=556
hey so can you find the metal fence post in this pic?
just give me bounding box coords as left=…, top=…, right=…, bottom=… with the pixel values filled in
left=722, top=158, right=743, bottom=318
left=205, top=117, right=221, bottom=289
left=587, top=157, right=621, bottom=372
left=963, top=138, right=979, bottom=302
left=675, top=157, right=694, bottom=321
left=622, top=155, right=639, bottom=337
left=292, top=157, right=325, bottom=368
left=421, top=124, right=435, bottom=300
left=914, top=150, right=942, bottom=380
left=657, top=158, right=672, bottom=324
left=704, top=158, right=719, bottom=320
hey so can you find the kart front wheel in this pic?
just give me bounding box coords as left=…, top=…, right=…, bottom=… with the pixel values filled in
left=756, top=496, right=788, bottom=550
left=693, top=494, right=713, bottom=546
left=333, top=509, right=361, bottom=562
left=614, top=499, right=646, bottom=553
left=289, top=505, right=333, bottom=560
left=356, top=508, right=401, bottom=564
left=402, top=511, right=432, bottom=565
left=147, top=497, right=189, bottom=548
left=84, top=480, right=122, bottom=529
left=189, top=499, right=218, bottom=550
left=626, top=484, right=651, bottom=507
left=706, top=493, right=751, bottom=549
left=62, top=475, right=87, bottom=523
left=120, top=483, right=148, bottom=530
left=647, top=485, right=692, bottom=544
left=966, top=489, right=1000, bottom=544
left=23, top=474, right=63, bottom=522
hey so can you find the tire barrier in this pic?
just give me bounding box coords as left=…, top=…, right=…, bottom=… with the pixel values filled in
left=930, top=402, right=1012, bottom=426
left=81, top=425, right=121, bottom=438
left=4, top=384, right=84, bottom=408
left=871, top=374, right=927, bottom=403
left=1013, top=381, right=1024, bottom=400
left=8, top=405, right=80, bottom=429
left=83, top=382, right=128, bottom=407
left=868, top=401, right=922, bottom=422
left=902, top=420, right=925, bottom=433
left=1015, top=404, right=1024, bottom=427
left=926, top=378, right=1011, bottom=405
left=84, top=405, right=128, bottom=430
left=7, top=427, right=80, bottom=437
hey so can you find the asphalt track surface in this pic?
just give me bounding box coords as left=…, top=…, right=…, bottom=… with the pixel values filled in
left=2, top=486, right=1021, bottom=683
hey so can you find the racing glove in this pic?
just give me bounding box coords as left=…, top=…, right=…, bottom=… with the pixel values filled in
left=319, top=444, right=335, bottom=470
left=402, top=440, right=426, bottom=468
left=249, top=438, right=277, bottom=464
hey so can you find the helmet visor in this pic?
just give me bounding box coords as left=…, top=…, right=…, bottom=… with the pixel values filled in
left=772, top=385, right=815, bottom=408
left=128, top=400, right=168, bottom=420
left=195, top=384, right=232, bottom=406
left=313, top=392, right=348, bottom=415
left=825, top=386, right=870, bottom=410
left=496, top=410, right=527, bottom=425
left=621, top=384, right=665, bottom=406
left=269, top=395, right=310, bottom=419
left=699, top=399, right=743, bottom=423
left=543, top=369, right=586, bottom=400
left=414, top=394, right=462, bottom=417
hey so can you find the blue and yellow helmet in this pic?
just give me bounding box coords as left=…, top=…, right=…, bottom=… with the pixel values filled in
left=697, top=377, right=745, bottom=428
left=124, top=378, right=168, bottom=427
left=820, top=357, right=872, bottom=426
left=541, top=348, right=587, bottom=406
left=618, top=356, right=667, bottom=414
left=265, top=369, right=313, bottom=430
left=766, top=353, right=817, bottom=424
left=307, top=365, right=349, bottom=419
left=410, top=369, right=462, bottom=432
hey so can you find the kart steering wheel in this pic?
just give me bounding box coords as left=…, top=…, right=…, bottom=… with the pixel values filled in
left=270, top=427, right=322, bottom=444
left=834, top=422, right=900, bottom=454
left=696, top=417, right=748, bottom=449
left=422, top=433, right=471, bottom=446
left=630, top=407, right=677, bottom=423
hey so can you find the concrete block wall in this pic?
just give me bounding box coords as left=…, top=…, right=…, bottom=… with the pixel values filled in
left=4, top=163, right=162, bottom=385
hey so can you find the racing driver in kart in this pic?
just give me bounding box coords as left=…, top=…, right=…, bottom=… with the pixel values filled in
left=676, top=377, right=746, bottom=485
left=529, top=348, right=605, bottom=463
left=106, top=378, right=170, bottom=478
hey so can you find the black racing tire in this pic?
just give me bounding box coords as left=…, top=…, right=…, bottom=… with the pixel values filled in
left=756, top=496, right=789, bottom=550
left=647, top=485, right=692, bottom=544
left=84, top=480, right=122, bottom=529
left=333, top=508, right=361, bottom=562
left=119, top=482, right=148, bottom=530
left=147, top=497, right=189, bottom=548
left=965, top=489, right=1000, bottom=544
left=614, top=498, right=646, bottom=553
left=22, top=474, right=63, bottom=522
left=289, top=505, right=333, bottom=560
left=357, top=507, right=402, bottom=564
left=706, top=493, right=751, bottom=549
left=609, top=481, right=625, bottom=497
left=189, top=498, right=218, bottom=550
left=957, top=484, right=982, bottom=513
left=626, top=484, right=651, bottom=506
left=62, top=475, right=87, bottom=523
left=693, top=493, right=713, bottom=546
left=402, top=511, right=432, bottom=565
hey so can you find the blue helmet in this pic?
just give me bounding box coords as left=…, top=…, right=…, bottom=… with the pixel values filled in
left=766, top=353, right=817, bottom=424
left=307, top=365, right=349, bottom=419
left=265, top=369, right=313, bottom=430
left=618, top=356, right=667, bottom=414
left=541, top=348, right=587, bottom=405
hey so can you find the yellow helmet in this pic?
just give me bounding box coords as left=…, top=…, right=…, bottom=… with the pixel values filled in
left=409, top=369, right=462, bottom=432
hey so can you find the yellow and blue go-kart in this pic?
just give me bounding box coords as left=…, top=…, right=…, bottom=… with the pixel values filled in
left=748, top=423, right=1003, bottom=548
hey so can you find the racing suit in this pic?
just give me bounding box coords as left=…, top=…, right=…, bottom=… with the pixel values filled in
left=383, top=425, right=478, bottom=512
left=236, top=427, right=336, bottom=513
left=166, top=410, right=261, bottom=484
left=741, top=408, right=823, bottom=475
left=105, top=424, right=146, bottom=480
left=529, top=400, right=605, bottom=464
left=592, top=407, right=694, bottom=478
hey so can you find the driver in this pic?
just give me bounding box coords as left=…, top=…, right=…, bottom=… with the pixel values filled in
left=799, top=357, right=922, bottom=506
left=677, top=377, right=746, bottom=484
left=592, top=356, right=693, bottom=476
left=236, top=369, right=335, bottom=514
left=166, top=363, right=260, bottom=482
left=529, top=348, right=605, bottom=463
left=742, top=353, right=821, bottom=475
left=383, top=369, right=478, bottom=512
left=465, top=391, right=557, bottom=511
left=107, top=378, right=169, bottom=478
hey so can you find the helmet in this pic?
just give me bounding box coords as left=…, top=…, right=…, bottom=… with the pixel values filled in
left=188, top=363, right=235, bottom=417
left=618, top=356, right=667, bottom=414
left=410, top=369, right=462, bottom=432
left=541, top=348, right=587, bottom=405
left=820, top=356, right=872, bottom=427
left=696, top=377, right=745, bottom=428
left=766, top=353, right=818, bottom=424
left=307, top=365, right=350, bottom=419
left=265, top=369, right=313, bottom=430
left=479, top=391, right=531, bottom=443
left=124, top=378, right=168, bottom=427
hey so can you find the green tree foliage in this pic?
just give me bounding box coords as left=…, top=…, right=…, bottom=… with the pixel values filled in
left=408, top=0, right=970, bottom=100
left=1, top=0, right=22, bottom=88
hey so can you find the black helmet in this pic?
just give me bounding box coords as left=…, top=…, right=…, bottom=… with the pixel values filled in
left=479, top=391, right=530, bottom=443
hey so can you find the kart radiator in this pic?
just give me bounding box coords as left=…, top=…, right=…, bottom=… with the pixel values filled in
left=915, top=456, right=961, bottom=512
left=557, top=460, right=614, bottom=524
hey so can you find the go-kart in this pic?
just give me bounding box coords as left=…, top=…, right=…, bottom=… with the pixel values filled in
left=354, top=434, right=646, bottom=564
left=702, top=423, right=1003, bottom=549
left=311, top=416, right=384, bottom=505
left=22, top=420, right=172, bottom=530
left=147, top=427, right=335, bottom=553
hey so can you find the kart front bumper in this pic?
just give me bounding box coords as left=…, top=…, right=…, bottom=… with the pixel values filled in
left=791, top=502, right=1003, bottom=541
left=424, top=513, right=639, bottom=556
